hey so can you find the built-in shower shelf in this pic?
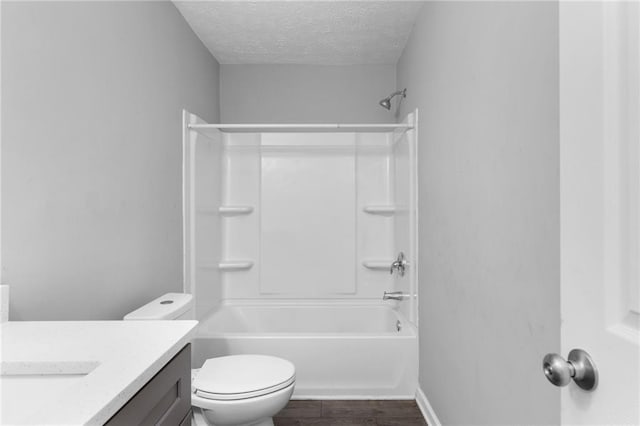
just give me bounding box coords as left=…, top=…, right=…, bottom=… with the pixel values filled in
left=362, top=260, right=392, bottom=270
left=363, top=205, right=396, bottom=215
left=218, top=261, right=254, bottom=271
left=196, top=206, right=254, bottom=215
left=219, top=206, right=254, bottom=216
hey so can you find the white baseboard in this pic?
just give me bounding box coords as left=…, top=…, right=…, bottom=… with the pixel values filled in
left=415, top=386, right=441, bottom=426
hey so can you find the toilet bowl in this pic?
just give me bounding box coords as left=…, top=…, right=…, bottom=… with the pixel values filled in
left=124, top=293, right=296, bottom=426
left=191, top=355, right=295, bottom=426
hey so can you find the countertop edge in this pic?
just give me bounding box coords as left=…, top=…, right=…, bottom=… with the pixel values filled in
left=2, top=320, right=199, bottom=426
left=86, top=323, right=197, bottom=426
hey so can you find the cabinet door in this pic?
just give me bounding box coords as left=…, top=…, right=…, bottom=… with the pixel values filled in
left=106, top=344, right=191, bottom=426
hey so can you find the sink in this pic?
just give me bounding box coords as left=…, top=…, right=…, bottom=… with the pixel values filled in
left=0, top=361, right=100, bottom=424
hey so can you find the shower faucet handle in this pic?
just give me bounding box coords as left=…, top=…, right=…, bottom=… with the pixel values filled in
left=389, top=252, right=407, bottom=277
left=383, top=291, right=408, bottom=301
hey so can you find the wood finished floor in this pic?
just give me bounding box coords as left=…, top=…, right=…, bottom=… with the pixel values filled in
left=273, top=400, right=428, bottom=426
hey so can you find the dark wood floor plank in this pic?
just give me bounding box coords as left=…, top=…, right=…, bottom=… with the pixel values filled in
left=376, top=416, right=428, bottom=426
left=321, top=400, right=421, bottom=418
left=274, top=418, right=377, bottom=426
left=274, top=399, right=427, bottom=426
left=277, top=400, right=323, bottom=418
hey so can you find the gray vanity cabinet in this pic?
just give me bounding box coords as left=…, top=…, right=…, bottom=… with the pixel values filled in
left=105, top=344, right=192, bottom=426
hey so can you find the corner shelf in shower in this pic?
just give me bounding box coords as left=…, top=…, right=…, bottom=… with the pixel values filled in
left=219, top=206, right=254, bottom=216
left=217, top=261, right=254, bottom=271
left=197, top=261, right=254, bottom=271
left=362, top=260, right=393, bottom=270
left=363, top=205, right=396, bottom=215
left=196, top=206, right=254, bottom=215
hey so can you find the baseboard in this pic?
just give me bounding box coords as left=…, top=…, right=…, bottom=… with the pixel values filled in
left=415, top=386, right=441, bottom=426
left=292, top=394, right=416, bottom=400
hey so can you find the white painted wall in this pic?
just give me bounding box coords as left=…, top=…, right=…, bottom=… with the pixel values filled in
left=1, top=2, right=220, bottom=320
left=220, top=65, right=396, bottom=123
left=397, top=3, right=560, bottom=424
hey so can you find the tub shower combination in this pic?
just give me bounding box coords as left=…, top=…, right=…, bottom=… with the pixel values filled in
left=183, top=110, right=419, bottom=399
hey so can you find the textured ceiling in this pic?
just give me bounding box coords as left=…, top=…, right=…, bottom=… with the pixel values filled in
left=172, top=1, right=424, bottom=65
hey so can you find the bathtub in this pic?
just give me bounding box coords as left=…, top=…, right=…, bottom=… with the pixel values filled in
left=191, top=302, right=418, bottom=399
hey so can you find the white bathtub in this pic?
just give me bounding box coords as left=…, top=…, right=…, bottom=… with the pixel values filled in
left=191, top=302, right=418, bottom=399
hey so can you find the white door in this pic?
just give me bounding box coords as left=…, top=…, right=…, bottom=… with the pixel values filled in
left=559, top=2, right=640, bottom=424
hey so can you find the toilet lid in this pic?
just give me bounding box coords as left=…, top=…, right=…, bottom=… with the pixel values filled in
left=193, top=355, right=295, bottom=401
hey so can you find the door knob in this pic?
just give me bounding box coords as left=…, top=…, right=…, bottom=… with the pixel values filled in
left=542, top=349, right=598, bottom=391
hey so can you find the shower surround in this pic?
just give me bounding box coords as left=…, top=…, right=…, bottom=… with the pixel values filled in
left=182, top=110, right=418, bottom=398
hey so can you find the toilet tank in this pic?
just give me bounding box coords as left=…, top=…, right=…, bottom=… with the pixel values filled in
left=124, top=293, right=194, bottom=320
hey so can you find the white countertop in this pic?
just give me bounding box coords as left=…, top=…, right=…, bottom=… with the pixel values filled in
left=0, top=320, right=198, bottom=425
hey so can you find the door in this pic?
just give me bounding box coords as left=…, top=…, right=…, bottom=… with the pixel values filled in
left=559, top=2, right=640, bottom=424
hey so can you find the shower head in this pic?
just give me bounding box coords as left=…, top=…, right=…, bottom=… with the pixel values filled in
left=379, top=88, right=407, bottom=110
left=379, top=98, right=392, bottom=110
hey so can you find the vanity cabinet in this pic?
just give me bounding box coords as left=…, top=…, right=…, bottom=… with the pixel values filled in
left=105, top=344, right=192, bottom=426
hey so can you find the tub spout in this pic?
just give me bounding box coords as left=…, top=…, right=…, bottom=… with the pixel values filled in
left=383, top=291, right=408, bottom=301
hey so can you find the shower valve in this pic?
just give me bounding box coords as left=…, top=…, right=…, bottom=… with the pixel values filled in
left=389, top=252, right=407, bottom=277
left=383, top=291, right=408, bottom=301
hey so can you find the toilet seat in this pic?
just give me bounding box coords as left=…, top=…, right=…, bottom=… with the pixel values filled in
left=193, top=355, right=296, bottom=402
left=191, top=384, right=295, bottom=426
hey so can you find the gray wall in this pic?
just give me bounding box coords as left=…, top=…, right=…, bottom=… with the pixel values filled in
left=2, top=1, right=220, bottom=320
left=397, top=3, right=560, bottom=424
left=220, top=64, right=396, bottom=123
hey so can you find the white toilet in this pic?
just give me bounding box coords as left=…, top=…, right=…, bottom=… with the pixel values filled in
left=124, top=293, right=296, bottom=426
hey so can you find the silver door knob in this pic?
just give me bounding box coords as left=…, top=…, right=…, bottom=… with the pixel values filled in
left=542, top=349, right=598, bottom=391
